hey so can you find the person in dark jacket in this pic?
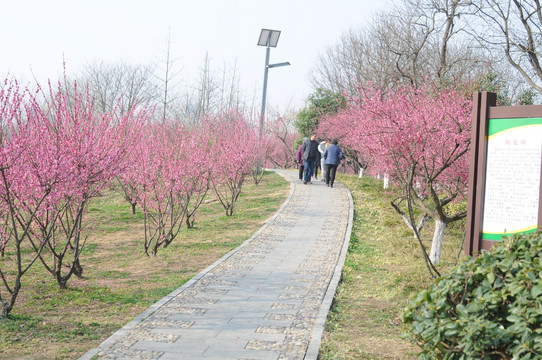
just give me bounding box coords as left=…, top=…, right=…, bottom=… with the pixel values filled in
left=323, top=139, right=343, bottom=187
left=302, top=133, right=319, bottom=184
left=295, top=138, right=307, bottom=181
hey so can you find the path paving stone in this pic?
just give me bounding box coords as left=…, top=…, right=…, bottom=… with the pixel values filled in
left=79, top=169, right=353, bottom=360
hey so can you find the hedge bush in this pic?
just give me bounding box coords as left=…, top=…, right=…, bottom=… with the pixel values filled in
left=402, top=231, right=542, bottom=359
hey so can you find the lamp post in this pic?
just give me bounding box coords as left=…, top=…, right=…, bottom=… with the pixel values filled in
left=257, top=29, right=290, bottom=137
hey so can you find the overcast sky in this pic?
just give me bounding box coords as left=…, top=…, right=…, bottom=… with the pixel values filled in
left=0, top=0, right=388, bottom=110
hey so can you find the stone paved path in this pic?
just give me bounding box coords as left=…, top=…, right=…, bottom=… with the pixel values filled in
left=80, top=169, right=353, bottom=360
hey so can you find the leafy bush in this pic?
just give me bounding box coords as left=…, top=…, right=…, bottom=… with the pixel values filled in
left=402, top=231, right=542, bottom=359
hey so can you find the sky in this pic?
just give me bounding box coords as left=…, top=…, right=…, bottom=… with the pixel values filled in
left=0, top=0, right=389, bottom=111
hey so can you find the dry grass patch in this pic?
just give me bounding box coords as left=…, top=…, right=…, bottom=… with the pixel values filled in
left=0, top=171, right=289, bottom=360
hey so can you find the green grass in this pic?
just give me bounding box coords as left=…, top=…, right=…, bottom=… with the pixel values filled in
left=319, top=173, right=467, bottom=360
left=1, top=170, right=468, bottom=359
left=0, top=171, right=290, bottom=359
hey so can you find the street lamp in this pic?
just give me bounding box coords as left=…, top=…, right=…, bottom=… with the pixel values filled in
left=258, top=28, right=290, bottom=137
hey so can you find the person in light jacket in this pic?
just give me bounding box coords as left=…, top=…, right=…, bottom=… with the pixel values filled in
left=323, top=139, right=343, bottom=188
left=318, top=139, right=328, bottom=182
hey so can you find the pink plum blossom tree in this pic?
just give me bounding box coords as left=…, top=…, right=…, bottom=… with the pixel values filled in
left=0, top=79, right=69, bottom=315
left=205, top=111, right=261, bottom=216
left=183, top=125, right=212, bottom=228
left=130, top=121, right=211, bottom=255
left=252, top=132, right=271, bottom=185
left=116, top=169, right=140, bottom=215
left=318, top=111, right=368, bottom=175
left=320, top=82, right=472, bottom=271
left=265, top=116, right=297, bottom=169
left=0, top=79, right=41, bottom=316
left=30, top=80, right=147, bottom=288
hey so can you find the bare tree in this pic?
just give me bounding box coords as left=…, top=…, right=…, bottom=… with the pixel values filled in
left=81, top=61, right=157, bottom=116
left=79, top=62, right=158, bottom=214
left=266, top=106, right=298, bottom=169
left=310, top=28, right=370, bottom=95
left=175, top=53, right=218, bottom=124
left=195, top=52, right=219, bottom=120
left=472, top=0, right=542, bottom=95
left=177, top=54, right=250, bottom=124
left=311, top=0, right=481, bottom=94
left=218, top=59, right=244, bottom=113
left=154, top=30, right=183, bottom=122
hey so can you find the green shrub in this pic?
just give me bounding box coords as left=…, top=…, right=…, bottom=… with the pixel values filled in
left=402, top=231, right=542, bottom=359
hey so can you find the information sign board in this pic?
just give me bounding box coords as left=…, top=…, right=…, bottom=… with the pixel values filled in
left=482, top=118, right=542, bottom=240
left=465, top=92, right=542, bottom=256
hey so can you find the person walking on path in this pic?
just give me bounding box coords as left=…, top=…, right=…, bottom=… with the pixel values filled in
left=295, top=138, right=307, bottom=181
left=323, top=139, right=343, bottom=188
left=318, top=139, right=328, bottom=182
left=313, top=139, right=321, bottom=180
left=302, top=133, right=319, bottom=184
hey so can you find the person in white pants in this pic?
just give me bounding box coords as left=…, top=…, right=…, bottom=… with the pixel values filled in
left=318, top=139, right=328, bottom=182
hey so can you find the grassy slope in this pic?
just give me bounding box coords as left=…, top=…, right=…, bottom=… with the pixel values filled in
left=319, top=174, right=466, bottom=360
left=0, top=171, right=289, bottom=360
left=0, top=171, right=466, bottom=360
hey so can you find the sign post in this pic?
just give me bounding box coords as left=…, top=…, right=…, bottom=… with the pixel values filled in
left=465, top=92, right=542, bottom=256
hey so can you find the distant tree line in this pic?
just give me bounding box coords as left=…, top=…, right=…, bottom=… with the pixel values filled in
left=295, top=0, right=542, bottom=273
left=310, top=0, right=542, bottom=105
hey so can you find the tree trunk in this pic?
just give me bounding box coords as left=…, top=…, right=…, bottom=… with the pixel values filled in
left=55, top=269, right=69, bottom=290
left=390, top=200, right=430, bottom=239
left=429, top=219, right=447, bottom=264
left=72, top=258, right=84, bottom=278
left=1, top=300, right=11, bottom=318
left=186, top=214, right=195, bottom=228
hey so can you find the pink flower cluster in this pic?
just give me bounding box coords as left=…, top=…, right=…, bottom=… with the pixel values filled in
left=0, top=77, right=148, bottom=314
left=319, top=82, right=472, bottom=195
left=116, top=110, right=265, bottom=254
left=203, top=110, right=265, bottom=216
left=0, top=75, right=269, bottom=314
